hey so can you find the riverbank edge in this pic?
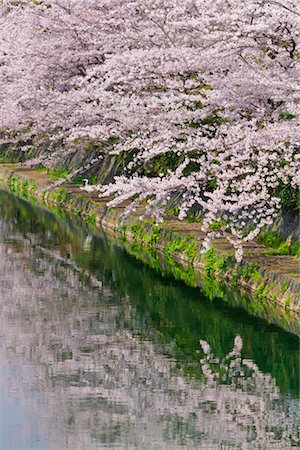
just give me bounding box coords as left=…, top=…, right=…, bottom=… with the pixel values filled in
left=0, top=163, right=299, bottom=335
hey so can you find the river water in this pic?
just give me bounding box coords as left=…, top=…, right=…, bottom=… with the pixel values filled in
left=0, top=190, right=299, bottom=450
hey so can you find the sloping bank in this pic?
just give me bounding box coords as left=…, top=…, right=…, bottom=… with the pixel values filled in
left=0, top=163, right=299, bottom=336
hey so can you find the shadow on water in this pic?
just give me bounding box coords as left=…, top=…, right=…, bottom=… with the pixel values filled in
left=0, top=190, right=299, bottom=449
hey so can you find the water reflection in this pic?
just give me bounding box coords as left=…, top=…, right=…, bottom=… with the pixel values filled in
left=199, top=336, right=299, bottom=447
left=0, top=191, right=299, bottom=449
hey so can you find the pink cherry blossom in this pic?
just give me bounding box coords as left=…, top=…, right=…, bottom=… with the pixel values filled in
left=1, top=0, right=299, bottom=260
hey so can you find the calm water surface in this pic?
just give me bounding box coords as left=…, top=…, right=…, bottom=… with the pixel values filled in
left=0, top=190, right=299, bottom=450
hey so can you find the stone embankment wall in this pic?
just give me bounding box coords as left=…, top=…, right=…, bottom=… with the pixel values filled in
left=1, top=139, right=299, bottom=243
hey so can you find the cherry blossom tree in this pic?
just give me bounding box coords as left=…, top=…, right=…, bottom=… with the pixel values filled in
left=0, top=0, right=299, bottom=260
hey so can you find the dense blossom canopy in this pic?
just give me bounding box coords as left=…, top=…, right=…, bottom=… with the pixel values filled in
left=1, top=0, right=299, bottom=259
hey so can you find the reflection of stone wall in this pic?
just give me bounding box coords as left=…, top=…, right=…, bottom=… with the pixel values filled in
left=0, top=221, right=299, bottom=450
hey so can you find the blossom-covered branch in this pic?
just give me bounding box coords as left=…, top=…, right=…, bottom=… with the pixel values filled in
left=1, top=0, right=299, bottom=260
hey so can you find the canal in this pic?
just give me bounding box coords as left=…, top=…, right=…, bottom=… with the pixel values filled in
left=0, top=190, right=299, bottom=449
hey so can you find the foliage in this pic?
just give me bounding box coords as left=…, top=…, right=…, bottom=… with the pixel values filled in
left=86, top=209, right=97, bottom=226
left=255, top=284, right=270, bottom=304
left=274, top=182, right=300, bottom=211
left=165, top=233, right=198, bottom=262
left=258, top=230, right=300, bottom=257
left=8, top=174, right=37, bottom=199
left=47, top=187, right=67, bottom=206
left=280, top=281, right=289, bottom=294
left=49, top=166, right=70, bottom=181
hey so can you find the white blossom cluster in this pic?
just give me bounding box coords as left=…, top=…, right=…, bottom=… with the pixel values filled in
left=1, top=0, right=299, bottom=260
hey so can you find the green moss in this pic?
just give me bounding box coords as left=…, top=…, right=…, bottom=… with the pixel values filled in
left=86, top=209, right=97, bottom=226
left=279, top=111, right=297, bottom=120
left=204, top=248, right=218, bottom=277
left=255, top=284, right=270, bottom=304
left=147, top=226, right=161, bottom=246
left=142, top=151, right=184, bottom=177
left=48, top=188, right=67, bottom=206
left=8, top=174, right=20, bottom=192
left=7, top=175, right=36, bottom=200
left=75, top=207, right=84, bottom=217
left=29, top=181, right=37, bottom=194
left=284, top=296, right=292, bottom=308
left=129, top=222, right=197, bottom=264
left=185, top=241, right=198, bottom=262
left=36, top=165, right=48, bottom=173
left=165, top=206, right=180, bottom=217
left=241, top=263, right=260, bottom=279
left=258, top=230, right=282, bottom=248
left=280, top=280, right=289, bottom=294
left=252, top=270, right=263, bottom=283
left=21, top=180, right=29, bottom=197
left=165, top=233, right=197, bottom=262
left=172, top=265, right=197, bottom=287
left=274, top=182, right=300, bottom=211
left=209, top=220, right=225, bottom=230
left=129, top=221, right=162, bottom=250
left=49, top=166, right=70, bottom=181
left=118, top=224, right=127, bottom=242
left=130, top=223, right=145, bottom=244
left=41, top=190, right=47, bottom=205
left=258, top=230, right=300, bottom=258
left=70, top=175, right=85, bottom=185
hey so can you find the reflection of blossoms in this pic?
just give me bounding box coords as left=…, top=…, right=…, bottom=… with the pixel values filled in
left=0, top=207, right=299, bottom=449
left=199, top=336, right=299, bottom=447
left=199, top=334, right=277, bottom=391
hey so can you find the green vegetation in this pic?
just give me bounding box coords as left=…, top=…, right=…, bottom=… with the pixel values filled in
left=0, top=155, right=19, bottom=163
left=165, top=206, right=180, bottom=216
left=241, top=263, right=260, bottom=279
left=36, top=164, right=48, bottom=173
left=70, top=174, right=98, bottom=185
left=279, top=111, right=297, bottom=120
left=86, top=209, right=97, bottom=226
left=47, top=187, right=67, bottom=206
left=49, top=166, right=70, bottom=181
left=203, top=248, right=228, bottom=277
left=165, top=233, right=198, bottom=262
left=280, top=280, right=289, bottom=294
left=8, top=174, right=37, bottom=200
left=275, top=182, right=299, bottom=211
left=255, top=283, right=270, bottom=305
left=252, top=270, right=263, bottom=283
left=231, top=263, right=261, bottom=286
left=142, top=151, right=184, bottom=177
left=258, top=230, right=300, bottom=258
left=284, top=296, right=292, bottom=308
left=130, top=221, right=162, bottom=249
left=204, top=248, right=218, bottom=277
left=35, top=164, right=71, bottom=181
left=209, top=220, right=225, bottom=230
